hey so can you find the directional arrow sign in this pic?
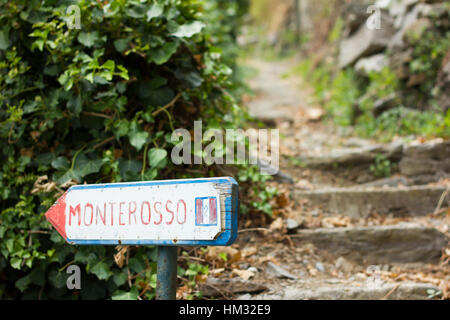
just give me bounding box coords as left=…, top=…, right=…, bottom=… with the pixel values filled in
left=45, top=177, right=238, bottom=246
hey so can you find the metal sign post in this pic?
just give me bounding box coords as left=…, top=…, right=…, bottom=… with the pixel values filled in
left=45, top=177, right=239, bottom=300
left=157, top=246, right=178, bottom=300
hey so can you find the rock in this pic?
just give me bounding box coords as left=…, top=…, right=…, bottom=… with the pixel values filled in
left=372, top=92, right=400, bottom=117
left=399, top=140, right=450, bottom=176
left=198, top=277, right=267, bottom=297
left=389, top=3, right=435, bottom=50
left=300, top=141, right=403, bottom=169
left=247, top=267, right=259, bottom=273
left=257, top=159, right=294, bottom=184
left=266, top=262, right=298, bottom=280
left=295, top=185, right=449, bottom=218
left=341, top=1, right=373, bottom=36
left=404, top=18, right=432, bottom=44
left=315, top=262, right=325, bottom=273
left=355, top=53, right=389, bottom=75
left=420, top=3, right=449, bottom=19
left=388, top=0, right=419, bottom=17
left=236, top=293, right=252, bottom=300
left=293, top=223, right=449, bottom=264
left=286, top=218, right=300, bottom=231
left=339, top=11, right=395, bottom=68
left=254, top=281, right=441, bottom=300
left=274, top=171, right=295, bottom=184
left=436, top=54, right=450, bottom=112
left=406, top=72, right=427, bottom=87
left=389, top=48, right=414, bottom=79
left=356, top=176, right=411, bottom=188
left=388, top=0, right=420, bottom=28
left=342, top=137, right=373, bottom=148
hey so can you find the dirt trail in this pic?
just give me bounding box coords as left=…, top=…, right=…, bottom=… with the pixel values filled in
left=207, top=57, right=450, bottom=300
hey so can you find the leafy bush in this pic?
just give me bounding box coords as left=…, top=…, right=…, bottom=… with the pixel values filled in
left=297, top=58, right=450, bottom=141
left=0, top=0, right=250, bottom=299
left=294, top=5, right=450, bottom=141
left=370, top=154, right=396, bottom=178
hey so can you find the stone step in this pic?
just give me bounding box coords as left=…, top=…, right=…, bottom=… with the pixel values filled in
left=295, top=185, right=449, bottom=218
left=299, top=141, right=404, bottom=169
left=244, top=280, right=441, bottom=300
left=292, top=223, right=448, bottom=264
left=299, top=140, right=450, bottom=182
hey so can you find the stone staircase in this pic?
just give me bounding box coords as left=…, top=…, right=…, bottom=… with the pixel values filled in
left=239, top=58, right=449, bottom=300
left=248, top=142, right=449, bottom=300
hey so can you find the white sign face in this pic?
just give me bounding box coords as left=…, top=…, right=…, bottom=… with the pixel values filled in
left=45, top=177, right=238, bottom=246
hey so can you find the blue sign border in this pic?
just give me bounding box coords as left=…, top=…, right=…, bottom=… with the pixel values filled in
left=65, top=177, right=238, bottom=246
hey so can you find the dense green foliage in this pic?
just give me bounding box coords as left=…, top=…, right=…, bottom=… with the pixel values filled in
left=0, top=0, right=252, bottom=299
left=292, top=4, right=450, bottom=142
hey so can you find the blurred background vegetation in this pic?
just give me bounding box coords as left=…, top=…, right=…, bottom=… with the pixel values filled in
left=243, top=0, right=450, bottom=141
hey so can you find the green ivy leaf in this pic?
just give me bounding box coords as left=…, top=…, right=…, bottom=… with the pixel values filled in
left=48, top=270, right=67, bottom=288
left=171, top=21, right=205, bottom=38
left=74, top=154, right=104, bottom=177
left=126, top=5, right=146, bottom=18
left=78, top=31, right=101, bottom=48
left=111, top=287, right=139, bottom=300
left=90, top=261, right=112, bottom=280
left=142, top=168, right=157, bottom=180
left=117, top=65, right=129, bottom=80
left=119, top=159, right=142, bottom=181
left=148, top=148, right=167, bottom=169
left=128, top=131, right=149, bottom=151
left=6, top=238, right=14, bottom=253
left=146, top=3, right=164, bottom=21
left=16, top=274, right=32, bottom=292
left=51, top=157, right=70, bottom=170
left=55, top=169, right=82, bottom=185
left=149, top=42, right=179, bottom=65
left=10, top=257, right=21, bottom=270
left=0, top=28, right=10, bottom=50
left=67, top=95, right=82, bottom=116
left=149, top=273, right=157, bottom=289
left=128, top=257, right=146, bottom=273
left=113, top=271, right=128, bottom=286
left=74, top=250, right=97, bottom=265
left=114, top=38, right=130, bottom=53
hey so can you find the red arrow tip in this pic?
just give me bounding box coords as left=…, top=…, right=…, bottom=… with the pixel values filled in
left=45, top=191, right=67, bottom=240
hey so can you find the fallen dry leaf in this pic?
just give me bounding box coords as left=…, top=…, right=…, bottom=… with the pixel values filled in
left=210, top=268, right=225, bottom=276
left=257, top=255, right=280, bottom=265
left=232, top=269, right=255, bottom=281
left=241, top=246, right=258, bottom=258
left=206, top=246, right=241, bottom=264
left=295, top=179, right=314, bottom=190
left=321, top=216, right=352, bottom=228
left=114, top=245, right=128, bottom=268
left=306, top=107, right=325, bottom=121
left=275, top=193, right=290, bottom=208
left=269, top=217, right=285, bottom=232
left=176, top=284, right=190, bottom=300
left=307, top=265, right=318, bottom=276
